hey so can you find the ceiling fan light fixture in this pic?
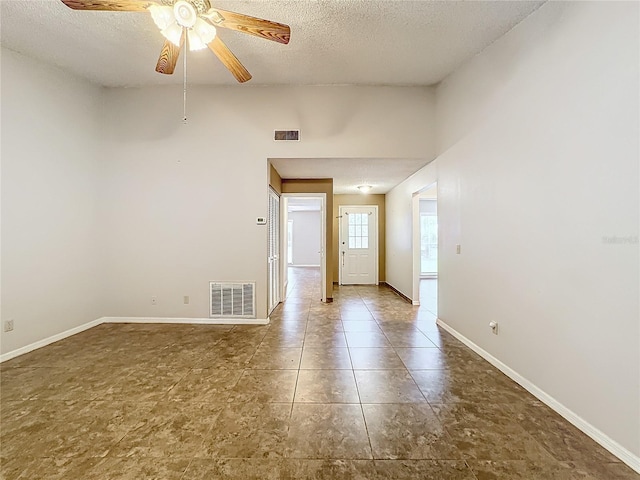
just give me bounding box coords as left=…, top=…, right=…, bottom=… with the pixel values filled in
left=162, top=23, right=184, bottom=47
left=187, top=28, right=206, bottom=51
left=187, top=17, right=217, bottom=50
left=173, top=0, right=197, bottom=28
left=358, top=185, right=373, bottom=193
left=149, top=5, right=175, bottom=30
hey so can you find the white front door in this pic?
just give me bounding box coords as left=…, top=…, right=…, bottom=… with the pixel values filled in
left=339, top=206, right=378, bottom=285
left=268, top=188, right=280, bottom=314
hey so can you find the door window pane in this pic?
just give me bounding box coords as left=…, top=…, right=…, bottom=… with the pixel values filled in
left=348, top=213, right=369, bottom=250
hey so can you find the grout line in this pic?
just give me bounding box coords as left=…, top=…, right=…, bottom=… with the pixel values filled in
left=290, top=300, right=310, bottom=418
left=340, top=306, right=375, bottom=460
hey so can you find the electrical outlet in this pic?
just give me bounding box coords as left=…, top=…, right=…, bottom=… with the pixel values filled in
left=183, top=295, right=190, bottom=305
left=4, top=319, right=14, bottom=332
left=151, top=296, right=157, bottom=306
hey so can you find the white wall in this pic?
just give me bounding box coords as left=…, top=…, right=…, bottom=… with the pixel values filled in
left=1, top=49, right=104, bottom=354
left=386, top=162, right=438, bottom=298
left=0, top=57, right=435, bottom=352
left=386, top=0, right=639, bottom=462
left=100, top=85, right=436, bottom=320
left=289, top=211, right=321, bottom=266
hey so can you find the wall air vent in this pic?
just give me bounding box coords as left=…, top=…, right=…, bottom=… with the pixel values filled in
left=210, top=282, right=256, bottom=318
left=274, top=130, right=300, bottom=141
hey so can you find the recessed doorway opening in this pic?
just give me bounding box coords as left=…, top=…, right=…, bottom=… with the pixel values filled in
left=281, top=194, right=327, bottom=303
left=412, top=183, right=438, bottom=316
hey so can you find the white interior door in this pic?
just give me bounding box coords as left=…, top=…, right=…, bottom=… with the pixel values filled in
left=339, top=206, right=378, bottom=285
left=268, top=189, right=280, bottom=314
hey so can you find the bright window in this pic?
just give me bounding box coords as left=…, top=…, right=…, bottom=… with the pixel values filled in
left=348, top=213, right=369, bottom=249
left=287, top=219, right=293, bottom=264
left=420, top=214, right=438, bottom=274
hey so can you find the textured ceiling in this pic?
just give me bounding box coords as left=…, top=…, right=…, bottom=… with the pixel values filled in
left=1, top=0, right=544, bottom=87
left=271, top=157, right=430, bottom=194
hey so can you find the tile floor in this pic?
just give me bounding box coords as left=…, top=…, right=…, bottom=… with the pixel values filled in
left=0, top=267, right=638, bottom=479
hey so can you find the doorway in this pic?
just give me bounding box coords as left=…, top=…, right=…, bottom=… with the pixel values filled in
left=412, top=184, right=438, bottom=314
left=281, top=194, right=327, bottom=302
left=338, top=205, right=379, bottom=285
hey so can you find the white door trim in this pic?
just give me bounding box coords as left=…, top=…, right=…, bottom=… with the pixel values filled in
left=280, top=193, right=327, bottom=302
left=338, top=205, right=379, bottom=285
left=411, top=183, right=437, bottom=305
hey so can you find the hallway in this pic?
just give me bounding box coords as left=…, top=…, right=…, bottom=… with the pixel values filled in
left=0, top=273, right=637, bottom=478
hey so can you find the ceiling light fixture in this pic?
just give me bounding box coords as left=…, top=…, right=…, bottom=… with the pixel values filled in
left=150, top=2, right=217, bottom=51
left=61, top=0, right=290, bottom=86
left=357, top=185, right=372, bottom=193
left=149, top=2, right=217, bottom=123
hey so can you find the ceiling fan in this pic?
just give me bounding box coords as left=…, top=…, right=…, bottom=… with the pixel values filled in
left=60, top=1, right=291, bottom=83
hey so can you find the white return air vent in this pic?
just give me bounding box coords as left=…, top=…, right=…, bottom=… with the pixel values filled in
left=274, top=130, right=300, bottom=141
left=210, top=282, right=256, bottom=319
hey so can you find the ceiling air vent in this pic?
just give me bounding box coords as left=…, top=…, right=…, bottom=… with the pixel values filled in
left=274, top=130, right=300, bottom=141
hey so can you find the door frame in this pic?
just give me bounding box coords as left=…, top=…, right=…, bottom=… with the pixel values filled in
left=338, top=204, right=379, bottom=285
left=280, top=193, right=327, bottom=302
left=412, top=183, right=437, bottom=305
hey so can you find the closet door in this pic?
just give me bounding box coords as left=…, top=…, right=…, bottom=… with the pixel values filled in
left=268, top=189, right=280, bottom=314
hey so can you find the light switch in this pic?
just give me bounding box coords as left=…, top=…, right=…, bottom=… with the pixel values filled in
left=456, top=244, right=461, bottom=254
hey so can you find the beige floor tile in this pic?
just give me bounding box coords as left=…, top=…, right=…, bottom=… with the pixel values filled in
left=382, top=330, right=437, bottom=348
left=110, top=402, right=223, bottom=458
left=300, top=347, right=352, bottom=369
left=395, top=347, right=445, bottom=370
left=246, top=347, right=302, bottom=370
left=349, top=348, right=406, bottom=370
left=344, top=331, right=391, bottom=348
left=468, top=460, right=603, bottom=480
left=294, top=370, right=359, bottom=403
left=167, top=369, right=243, bottom=403
left=184, top=458, right=378, bottom=480
left=5, top=457, right=101, bottom=480
left=303, top=332, right=347, bottom=348
left=513, top=401, right=623, bottom=465
left=354, top=370, right=426, bottom=403
left=84, top=457, right=190, bottom=480
left=2, top=276, right=637, bottom=479
left=199, top=403, right=291, bottom=459
left=363, top=404, right=461, bottom=460
left=287, top=404, right=372, bottom=459
left=102, top=366, right=188, bottom=401
left=445, top=427, right=557, bottom=462
left=373, top=460, right=476, bottom=479
left=341, top=321, right=382, bottom=333
left=227, top=370, right=298, bottom=403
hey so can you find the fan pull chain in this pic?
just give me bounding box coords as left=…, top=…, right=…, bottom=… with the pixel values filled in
left=183, top=28, right=188, bottom=124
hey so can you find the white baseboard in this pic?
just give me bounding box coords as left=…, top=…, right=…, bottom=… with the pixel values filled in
left=289, top=264, right=320, bottom=268
left=0, top=318, right=103, bottom=363
left=412, top=300, right=421, bottom=306
left=436, top=318, right=640, bottom=474
left=0, top=316, right=270, bottom=363
left=101, top=317, right=270, bottom=326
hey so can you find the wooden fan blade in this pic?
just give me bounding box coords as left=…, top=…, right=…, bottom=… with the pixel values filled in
left=205, top=8, right=290, bottom=44
left=60, top=0, right=157, bottom=11
left=156, top=34, right=184, bottom=75
left=207, top=36, right=252, bottom=83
